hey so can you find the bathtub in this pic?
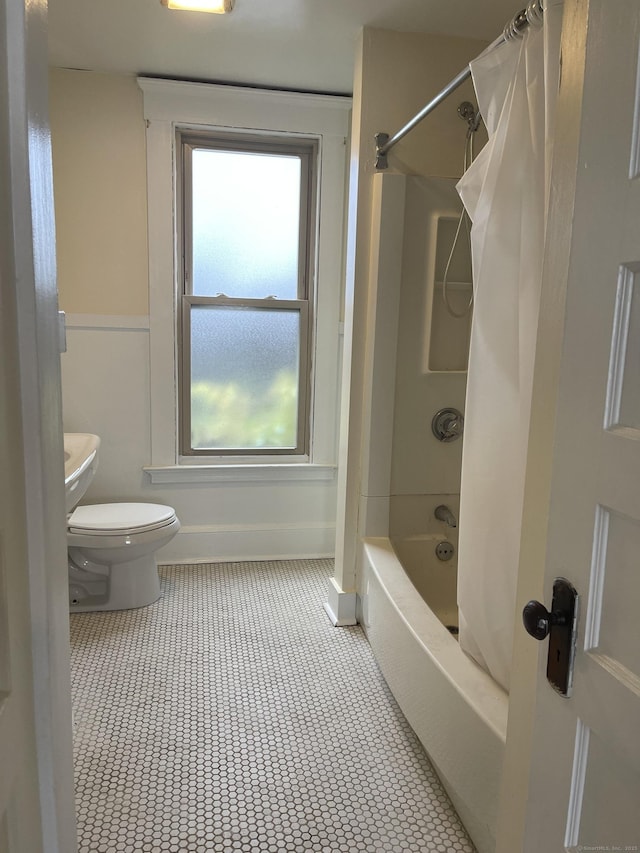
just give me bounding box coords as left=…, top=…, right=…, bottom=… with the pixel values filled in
left=360, top=536, right=508, bottom=853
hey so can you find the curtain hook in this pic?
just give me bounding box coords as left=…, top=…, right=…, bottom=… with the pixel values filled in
left=503, top=18, right=517, bottom=41
left=504, top=8, right=527, bottom=41
left=504, top=2, right=543, bottom=41
left=525, top=0, right=544, bottom=26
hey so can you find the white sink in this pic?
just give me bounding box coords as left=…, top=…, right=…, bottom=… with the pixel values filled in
left=64, top=433, right=100, bottom=513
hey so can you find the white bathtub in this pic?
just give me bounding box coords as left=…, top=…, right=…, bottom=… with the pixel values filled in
left=360, top=536, right=508, bottom=853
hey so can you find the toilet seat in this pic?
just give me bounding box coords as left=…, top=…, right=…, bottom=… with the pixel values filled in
left=68, top=502, right=177, bottom=536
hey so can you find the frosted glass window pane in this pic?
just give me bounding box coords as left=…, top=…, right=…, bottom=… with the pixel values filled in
left=190, top=306, right=300, bottom=450
left=191, top=148, right=301, bottom=299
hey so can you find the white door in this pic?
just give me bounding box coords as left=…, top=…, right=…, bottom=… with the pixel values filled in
left=0, top=0, right=77, bottom=850
left=522, top=0, right=640, bottom=849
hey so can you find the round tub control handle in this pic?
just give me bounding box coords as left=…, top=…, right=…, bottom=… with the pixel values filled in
left=522, top=600, right=567, bottom=640
left=431, top=408, right=464, bottom=442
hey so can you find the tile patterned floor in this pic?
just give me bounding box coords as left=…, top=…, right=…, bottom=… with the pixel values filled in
left=69, top=559, right=476, bottom=852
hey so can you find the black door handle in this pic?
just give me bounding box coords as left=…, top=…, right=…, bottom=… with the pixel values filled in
left=522, top=578, right=578, bottom=697
left=522, top=599, right=567, bottom=640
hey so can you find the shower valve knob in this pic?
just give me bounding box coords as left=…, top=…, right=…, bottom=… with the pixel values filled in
left=431, top=408, right=464, bottom=442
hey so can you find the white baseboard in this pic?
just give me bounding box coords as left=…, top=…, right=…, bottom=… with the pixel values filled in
left=323, top=576, right=357, bottom=626
left=157, top=522, right=336, bottom=564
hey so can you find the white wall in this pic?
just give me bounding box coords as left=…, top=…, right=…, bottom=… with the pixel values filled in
left=51, top=70, right=338, bottom=563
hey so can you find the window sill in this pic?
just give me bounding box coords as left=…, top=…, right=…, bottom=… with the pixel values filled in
left=143, top=463, right=337, bottom=484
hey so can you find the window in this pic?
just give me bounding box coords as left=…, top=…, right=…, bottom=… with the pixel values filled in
left=139, top=78, right=350, bottom=482
left=179, top=134, right=317, bottom=455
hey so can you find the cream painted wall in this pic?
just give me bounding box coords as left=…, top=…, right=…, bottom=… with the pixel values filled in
left=334, top=27, right=487, bottom=594
left=358, top=29, right=487, bottom=177
left=50, top=70, right=149, bottom=316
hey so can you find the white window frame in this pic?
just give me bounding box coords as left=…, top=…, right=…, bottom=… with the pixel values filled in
left=139, top=78, right=350, bottom=483
left=178, top=131, right=316, bottom=458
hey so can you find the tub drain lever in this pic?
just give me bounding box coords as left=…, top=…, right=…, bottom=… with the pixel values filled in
left=435, top=541, right=455, bottom=562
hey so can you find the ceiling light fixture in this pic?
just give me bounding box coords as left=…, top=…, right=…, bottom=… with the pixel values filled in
left=161, top=0, right=234, bottom=13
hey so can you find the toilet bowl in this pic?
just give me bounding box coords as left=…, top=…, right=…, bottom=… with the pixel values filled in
left=68, top=502, right=180, bottom=612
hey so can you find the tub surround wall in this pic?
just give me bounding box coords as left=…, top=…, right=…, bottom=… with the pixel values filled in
left=390, top=493, right=461, bottom=542
left=51, top=70, right=339, bottom=562
left=333, top=28, right=487, bottom=612
left=355, top=173, right=470, bottom=566
left=391, top=177, right=469, bottom=498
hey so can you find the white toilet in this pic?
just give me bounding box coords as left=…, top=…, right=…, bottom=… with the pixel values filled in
left=68, top=502, right=180, bottom=612
left=64, top=433, right=180, bottom=612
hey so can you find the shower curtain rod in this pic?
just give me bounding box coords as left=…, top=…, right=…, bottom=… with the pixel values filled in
left=374, top=1, right=544, bottom=170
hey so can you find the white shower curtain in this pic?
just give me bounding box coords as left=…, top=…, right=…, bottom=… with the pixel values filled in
left=456, top=1, right=563, bottom=692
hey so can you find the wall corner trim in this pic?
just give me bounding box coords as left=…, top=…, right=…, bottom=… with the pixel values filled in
left=324, top=576, right=358, bottom=626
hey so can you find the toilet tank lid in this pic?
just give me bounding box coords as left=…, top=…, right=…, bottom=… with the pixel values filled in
left=68, top=502, right=176, bottom=533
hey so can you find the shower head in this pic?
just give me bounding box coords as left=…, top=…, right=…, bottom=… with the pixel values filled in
left=458, top=101, right=482, bottom=132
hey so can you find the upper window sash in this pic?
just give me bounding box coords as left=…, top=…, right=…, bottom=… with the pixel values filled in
left=179, top=132, right=317, bottom=302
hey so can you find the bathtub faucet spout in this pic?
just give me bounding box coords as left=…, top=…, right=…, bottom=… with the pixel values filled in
left=434, top=505, right=457, bottom=528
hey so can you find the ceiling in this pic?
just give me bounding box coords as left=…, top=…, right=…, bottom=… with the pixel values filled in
left=48, top=0, right=523, bottom=94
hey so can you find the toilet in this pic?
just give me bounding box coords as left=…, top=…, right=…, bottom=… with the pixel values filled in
left=67, top=502, right=180, bottom=612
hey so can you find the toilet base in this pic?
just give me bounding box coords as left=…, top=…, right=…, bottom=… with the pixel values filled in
left=69, top=552, right=161, bottom=612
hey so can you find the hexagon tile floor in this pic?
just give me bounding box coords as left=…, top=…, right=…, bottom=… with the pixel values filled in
left=69, top=559, right=476, bottom=853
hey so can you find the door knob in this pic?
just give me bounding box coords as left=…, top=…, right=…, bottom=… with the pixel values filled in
left=522, top=578, right=578, bottom=697
left=522, top=599, right=567, bottom=640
